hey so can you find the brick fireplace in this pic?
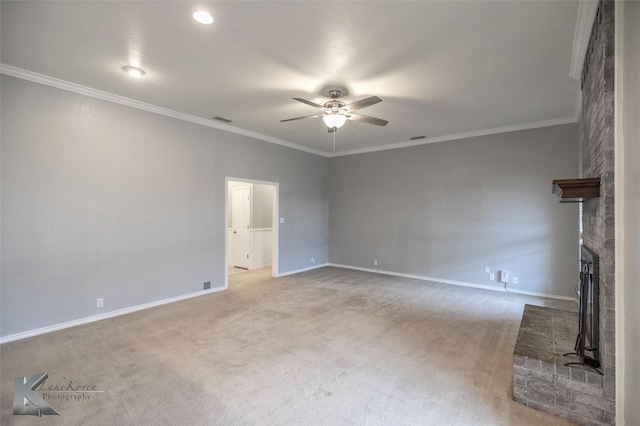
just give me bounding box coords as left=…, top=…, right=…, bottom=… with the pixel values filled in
left=513, top=305, right=615, bottom=424
left=512, top=1, right=616, bottom=424
left=579, top=0, right=616, bottom=401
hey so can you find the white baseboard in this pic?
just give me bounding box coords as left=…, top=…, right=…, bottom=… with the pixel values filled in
left=1, top=264, right=572, bottom=344
left=276, top=263, right=329, bottom=277
left=0, top=286, right=226, bottom=345
left=249, top=263, right=272, bottom=271
left=329, top=263, right=575, bottom=301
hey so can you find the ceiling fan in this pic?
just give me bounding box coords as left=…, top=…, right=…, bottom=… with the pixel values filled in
left=280, top=90, right=388, bottom=132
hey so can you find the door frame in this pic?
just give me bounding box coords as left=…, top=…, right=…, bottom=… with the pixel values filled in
left=225, top=176, right=279, bottom=288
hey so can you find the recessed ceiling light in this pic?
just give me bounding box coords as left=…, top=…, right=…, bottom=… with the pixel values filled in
left=122, top=65, right=146, bottom=78
left=193, top=11, right=214, bottom=25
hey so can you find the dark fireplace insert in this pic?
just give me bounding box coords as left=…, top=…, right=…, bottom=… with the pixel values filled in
left=564, top=244, right=601, bottom=373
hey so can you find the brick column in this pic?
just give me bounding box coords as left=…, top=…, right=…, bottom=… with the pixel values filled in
left=579, top=0, right=615, bottom=409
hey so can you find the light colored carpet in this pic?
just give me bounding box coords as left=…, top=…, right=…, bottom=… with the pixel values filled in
left=1, top=267, right=577, bottom=425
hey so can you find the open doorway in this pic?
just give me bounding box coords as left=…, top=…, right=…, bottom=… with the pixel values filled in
left=225, top=177, right=279, bottom=287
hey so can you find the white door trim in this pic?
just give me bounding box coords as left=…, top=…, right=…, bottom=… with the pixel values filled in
left=225, top=177, right=279, bottom=289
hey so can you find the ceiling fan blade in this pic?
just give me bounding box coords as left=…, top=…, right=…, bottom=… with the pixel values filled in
left=293, top=98, right=325, bottom=109
left=346, top=112, right=389, bottom=127
left=280, top=114, right=324, bottom=123
left=345, top=96, right=382, bottom=112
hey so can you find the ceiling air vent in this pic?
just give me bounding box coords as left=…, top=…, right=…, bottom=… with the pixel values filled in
left=212, top=116, right=233, bottom=123
left=410, top=136, right=426, bottom=141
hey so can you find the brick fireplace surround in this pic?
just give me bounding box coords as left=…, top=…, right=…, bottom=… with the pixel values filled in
left=512, top=1, right=616, bottom=425
left=513, top=305, right=615, bottom=425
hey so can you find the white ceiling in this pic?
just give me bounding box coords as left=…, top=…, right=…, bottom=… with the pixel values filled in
left=1, top=1, right=582, bottom=156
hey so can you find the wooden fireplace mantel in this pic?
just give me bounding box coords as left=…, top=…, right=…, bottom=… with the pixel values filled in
left=551, top=178, right=601, bottom=202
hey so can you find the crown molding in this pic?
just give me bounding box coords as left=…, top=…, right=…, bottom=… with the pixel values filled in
left=2, top=64, right=578, bottom=160
left=569, top=0, right=599, bottom=80
left=0, top=64, right=329, bottom=158
left=330, top=116, right=578, bottom=158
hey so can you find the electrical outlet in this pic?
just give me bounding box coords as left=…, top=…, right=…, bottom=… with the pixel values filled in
left=512, top=276, right=519, bottom=285
left=311, top=257, right=315, bottom=265
left=373, top=260, right=378, bottom=266
left=97, top=298, right=104, bottom=308
left=204, top=281, right=211, bottom=290
left=499, top=270, right=509, bottom=283
left=484, top=266, right=491, bottom=274
left=279, top=218, right=284, bottom=223
left=489, top=273, right=495, bottom=281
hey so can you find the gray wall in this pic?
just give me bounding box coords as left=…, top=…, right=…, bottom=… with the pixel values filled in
left=0, top=74, right=584, bottom=340
left=0, top=75, right=329, bottom=337
left=329, top=124, right=579, bottom=297
left=622, top=2, right=640, bottom=423
left=252, top=184, right=274, bottom=229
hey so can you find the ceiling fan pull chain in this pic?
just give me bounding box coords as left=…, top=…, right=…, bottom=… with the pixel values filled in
left=333, top=129, right=336, bottom=154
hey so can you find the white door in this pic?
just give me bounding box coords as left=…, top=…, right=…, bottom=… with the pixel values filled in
left=232, top=186, right=251, bottom=269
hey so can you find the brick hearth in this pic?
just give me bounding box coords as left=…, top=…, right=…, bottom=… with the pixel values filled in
left=513, top=305, right=615, bottom=425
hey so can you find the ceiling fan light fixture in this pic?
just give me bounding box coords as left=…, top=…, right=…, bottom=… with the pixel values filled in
left=323, top=114, right=347, bottom=129
left=122, top=65, right=146, bottom=78
left=193, top=11, right=214, bottom=24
